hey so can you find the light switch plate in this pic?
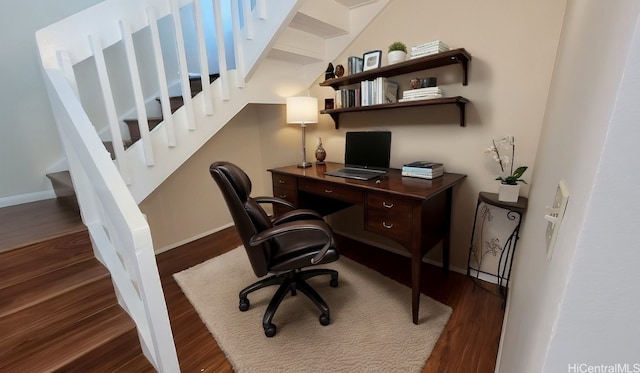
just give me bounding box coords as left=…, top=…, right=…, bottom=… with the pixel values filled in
left=545, top=180, right=569, bottom=260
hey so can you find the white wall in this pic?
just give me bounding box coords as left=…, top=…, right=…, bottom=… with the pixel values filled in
left=0, top=0, right=103, bottom=205
left=497, top=1, right=640, bottom=371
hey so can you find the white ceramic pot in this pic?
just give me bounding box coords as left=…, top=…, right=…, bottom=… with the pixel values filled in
left=498, top=184, right=520, bottom=203
left=387, top=50, right=407, bottom=65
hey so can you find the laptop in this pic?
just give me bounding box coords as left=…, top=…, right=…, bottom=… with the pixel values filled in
left=324, top=131, right=392, bottom=180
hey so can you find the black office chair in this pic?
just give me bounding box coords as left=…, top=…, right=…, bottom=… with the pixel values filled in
left=209, top=161, right=339, bottom=337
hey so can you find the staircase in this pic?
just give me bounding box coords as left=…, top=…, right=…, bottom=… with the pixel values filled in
left=113, top=74, right=219, bottom=159
left=0, top=203, right=153, bottom=371
left=32, top=0, right=390, bottom=370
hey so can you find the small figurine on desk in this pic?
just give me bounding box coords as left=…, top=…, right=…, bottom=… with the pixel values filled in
left=315, top=137, right=326, bottom=165
left=325, top=63, right=335, bottom=80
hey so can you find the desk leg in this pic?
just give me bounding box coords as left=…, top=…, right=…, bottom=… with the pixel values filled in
left=411, top=254, right=421, bottom=324
left=442, top=188, right=453, bottom=272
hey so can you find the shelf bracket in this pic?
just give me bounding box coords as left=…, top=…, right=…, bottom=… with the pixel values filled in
left=456, top=101, right=466, bottom=127
left=461, top=59, right=469, bottom=86
left=330, top=113, right=340, bottom=129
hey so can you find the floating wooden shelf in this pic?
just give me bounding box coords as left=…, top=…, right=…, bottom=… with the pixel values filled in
left=319, top=48, right=472, bottom=128
left=320, top=96, right=469, bottom=129
left=320, top=48, right=471, bottom=90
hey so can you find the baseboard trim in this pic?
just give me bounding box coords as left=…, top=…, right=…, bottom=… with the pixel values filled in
left=0, top=190, right=57, bottom=208
left=334, top=229, right=467, bottom=276
left=154, top=222, right=235, bottom=254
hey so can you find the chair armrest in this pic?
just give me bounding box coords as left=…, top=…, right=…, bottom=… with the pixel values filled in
left=254, top=196, right=296, bottom=210
left=249, top=220, right=334, bottom=265
left=272, top=209, right=324, bottom=225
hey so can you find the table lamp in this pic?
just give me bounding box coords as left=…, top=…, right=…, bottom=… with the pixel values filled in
left=286, top=96, right=318, bottom=168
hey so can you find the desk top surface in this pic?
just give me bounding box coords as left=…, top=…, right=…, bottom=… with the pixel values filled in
left=269, top=162, right=466, bottom=200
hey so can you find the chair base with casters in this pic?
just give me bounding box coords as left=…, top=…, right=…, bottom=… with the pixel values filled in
left=239, top=268, right=339, bottom=337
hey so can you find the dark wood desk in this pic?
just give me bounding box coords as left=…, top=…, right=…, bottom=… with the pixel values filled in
left=268, top=162, right=466, bottom=324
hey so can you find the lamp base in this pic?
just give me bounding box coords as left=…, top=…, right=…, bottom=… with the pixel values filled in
left=297, top=161, right=312, bottom=168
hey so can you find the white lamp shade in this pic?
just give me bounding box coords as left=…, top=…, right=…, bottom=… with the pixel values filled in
left=286, top=96, right=318, bottom=124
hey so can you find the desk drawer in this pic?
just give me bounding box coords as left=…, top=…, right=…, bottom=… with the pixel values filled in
left=271, top=174, right=298, bottom=213
left=298, top=179, right=363, bottom=204
left=273, top=184, right=297, bottom=205
left=272, top=174, right=297, bottom=188
left=365, top=193, right=414, bottom=245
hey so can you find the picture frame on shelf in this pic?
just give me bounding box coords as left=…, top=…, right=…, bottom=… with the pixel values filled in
left=362, top=50, right=382, bottom=71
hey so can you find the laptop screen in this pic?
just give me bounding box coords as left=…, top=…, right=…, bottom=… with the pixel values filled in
left=344, top=131, right=392, bottom=170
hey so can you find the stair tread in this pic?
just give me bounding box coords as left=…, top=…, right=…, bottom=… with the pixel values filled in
left=0, top=304, right=136, bottom=372
left=124, top=117, right=164, bottom=123
left=0, top=199, right=84, bottom=253
left=60, top=328, right=153, bottom=372
left=0, top=229, right=92, bottom=289
left=0, top=257, right=109, bottom=317
left=111, top=354, right=156, bottom=372
left=0, top=274, right=117, bottom=353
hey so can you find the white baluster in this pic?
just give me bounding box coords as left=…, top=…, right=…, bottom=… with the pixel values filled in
left=120, top=19, right=155, bottom=166
left=147, top=7, right=176, bottom=147
left=88, top=34, right=131, bottom=185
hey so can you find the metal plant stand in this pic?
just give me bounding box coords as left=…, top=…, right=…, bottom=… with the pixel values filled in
left=467, top=192, right=528, bottom=301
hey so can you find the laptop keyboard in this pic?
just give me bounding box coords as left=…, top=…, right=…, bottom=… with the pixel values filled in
left=325, top=167, right=386, bottom=180
left=341, top=168, right=383, bottom=176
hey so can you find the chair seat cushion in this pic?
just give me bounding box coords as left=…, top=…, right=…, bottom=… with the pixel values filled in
left=269, top=230, right=338, bottom=271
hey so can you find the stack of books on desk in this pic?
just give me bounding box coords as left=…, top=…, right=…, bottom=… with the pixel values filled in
left=399, top=87, right=443, bottom=102
left=410, top=40, right=450, bottom=59
left=402, top=161, right=444, bottom=179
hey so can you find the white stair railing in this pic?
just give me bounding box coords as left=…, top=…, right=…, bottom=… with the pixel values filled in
left=43, top=68, right=180, bottom=372
left=37, top=0, right=300, bottom=371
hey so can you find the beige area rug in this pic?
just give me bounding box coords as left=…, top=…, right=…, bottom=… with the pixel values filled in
left=174, top=247, right=452, bottom=372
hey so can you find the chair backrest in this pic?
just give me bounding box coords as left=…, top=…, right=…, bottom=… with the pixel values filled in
left=209, top=161, right=273, bottom=277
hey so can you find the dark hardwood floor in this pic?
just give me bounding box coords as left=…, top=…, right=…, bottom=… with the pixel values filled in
left=2, top=199, right=504, bottom=372
left=158, top=227, right=505, bottom=373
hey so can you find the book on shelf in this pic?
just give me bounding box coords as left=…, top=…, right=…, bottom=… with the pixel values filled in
left=403, top=87, right=442, bottom=96
left=348, top=56, right=363, bottom=75
left=359, top=77, right=399, bottom=106
left=411, top=40, right=449, bottom=50
left=398, top=94, right=443, bottom=102
left=338, top=88, right=361, bottom=109
left=411, top=44, right=449, bottom=53
left=384, top=80, right=399, bottom=104
left=410, top=48, right=449, bottom=59
left=401, top=87, right=443, bottom=102
left=410, top=41, right=450, bottom=59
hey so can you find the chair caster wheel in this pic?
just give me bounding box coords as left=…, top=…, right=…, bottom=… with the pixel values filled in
left=264, top=323, right=277, bottom=337
left=319, top=314, right=330, bottom=326
left=330, top=278, right=338, bottom=287
left=239, top=297, right=250, bottom=312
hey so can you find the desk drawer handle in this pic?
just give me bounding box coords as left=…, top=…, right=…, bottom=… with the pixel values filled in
left=324, top=189, right=333, bottom=193
left=382, top=222, right=394, bottom=229
left=279, top=194, right=287, bottom=199
left=382, top=202, right=394, bottom=208
left=278, top=179, right=286, bottom=184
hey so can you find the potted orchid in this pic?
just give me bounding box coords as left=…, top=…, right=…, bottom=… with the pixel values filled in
left=485, top=136, right=528, bottom=202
